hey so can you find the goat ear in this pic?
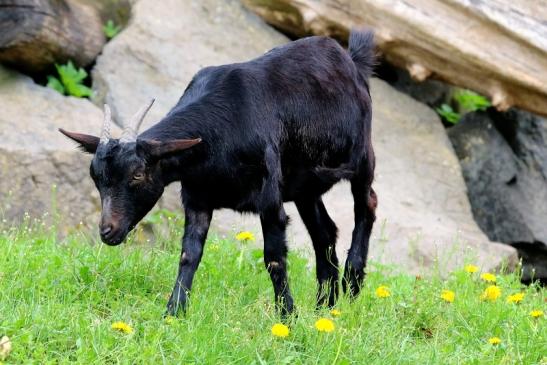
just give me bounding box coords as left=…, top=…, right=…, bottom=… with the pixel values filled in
left=137, top=138, right=202, bottom=159
left=58, top=128, right=100, bottom=154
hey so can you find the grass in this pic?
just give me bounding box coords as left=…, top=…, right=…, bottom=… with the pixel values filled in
left=0, top=218, right=545, bottom=364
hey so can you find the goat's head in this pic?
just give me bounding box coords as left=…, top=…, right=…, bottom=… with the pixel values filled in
left=59, top=99, right=201, bottom=245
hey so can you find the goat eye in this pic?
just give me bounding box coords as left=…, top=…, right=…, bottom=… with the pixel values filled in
left=133, top=172, right=145, bottom=181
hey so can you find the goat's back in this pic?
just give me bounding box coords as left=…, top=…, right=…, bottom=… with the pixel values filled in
left=146, top=35, right=374, bottom=209
left=176, top=36, right=371, bottom=165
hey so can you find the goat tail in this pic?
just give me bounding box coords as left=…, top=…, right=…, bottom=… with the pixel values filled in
left=348, top=28, right=376, bottom=80
left=313, top=164, right=355, bottom=184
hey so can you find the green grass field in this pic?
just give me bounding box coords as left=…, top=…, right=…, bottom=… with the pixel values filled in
left=0, top=218, right=545, bottom=364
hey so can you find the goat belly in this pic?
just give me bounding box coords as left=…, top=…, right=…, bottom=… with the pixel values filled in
left=181, top=167, right=267, bottom=212
left=281, top=166, right=351, bottom=202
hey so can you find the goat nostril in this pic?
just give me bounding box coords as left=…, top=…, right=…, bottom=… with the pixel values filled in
left=100, top=224, right=113, bottom=237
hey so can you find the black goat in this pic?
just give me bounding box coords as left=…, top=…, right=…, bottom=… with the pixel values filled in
left=60, top=29, right=377, bottom=317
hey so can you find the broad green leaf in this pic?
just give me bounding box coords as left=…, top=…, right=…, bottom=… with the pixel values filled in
left=454, top=89, right=491, bottom=112
left=436, top=104, right=461, bottom=124
left=54, top=61, right=93, bottom=98
left=67, top=83, right=93, bottom=98
left=46, top=75, right=65, bottom=94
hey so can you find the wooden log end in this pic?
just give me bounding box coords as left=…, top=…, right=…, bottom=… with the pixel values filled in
left=376, top=28, right=395, bottom=44
left=407, top=63, right=432, bottom=82
left=301, top=8, right=317, bottom=25
left=491, top=87, right=512, bottom=111
left=301, top=8, right=330, bottom=36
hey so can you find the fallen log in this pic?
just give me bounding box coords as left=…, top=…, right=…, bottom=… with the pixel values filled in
left=0, top=0, right=106, bottom=73
left=243, top=0, right=547, bottom=117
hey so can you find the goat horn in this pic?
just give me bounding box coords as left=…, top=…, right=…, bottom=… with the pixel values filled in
left=120, top=98, right=155, bottom=143
left=100, top=104, right=112, bottom=144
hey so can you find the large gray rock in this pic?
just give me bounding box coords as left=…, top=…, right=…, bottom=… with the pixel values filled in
left=0, top=66, right=103, bottom=232
left=213, top=79, right=517, bottom=274
left=448, top=109, right=547, bottom=281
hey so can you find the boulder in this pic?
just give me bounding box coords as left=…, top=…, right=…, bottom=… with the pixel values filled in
left=214, top=78, right=518, bottom=274
left=448, top=109, right=547, bottom=281
left=0, top=66, right=104, bottom=232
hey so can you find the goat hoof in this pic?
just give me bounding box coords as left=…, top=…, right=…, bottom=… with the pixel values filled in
left=342, top=268, right=365, bottom=298
left=280, top=306, right=298, bottom=323
left=165, top=301, right=187, bottom=318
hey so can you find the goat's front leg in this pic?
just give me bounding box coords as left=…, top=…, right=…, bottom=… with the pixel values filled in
left=260, top=207, right=295, bottom=318
left=166, top=205, right=212, bottom=316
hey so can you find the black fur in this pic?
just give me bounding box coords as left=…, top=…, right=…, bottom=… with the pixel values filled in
left=60, top=29, right=377, bottom=317
left=348, top=29, right=376, bottom=81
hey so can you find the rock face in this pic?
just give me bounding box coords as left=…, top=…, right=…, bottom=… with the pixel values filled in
left=448, top=109, right=547, bottom=281
left=214, top=78, right=517, bottom=274
left=0, top=66, right=104, bottom=232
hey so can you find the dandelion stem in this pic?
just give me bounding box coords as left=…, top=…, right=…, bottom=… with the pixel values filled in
left=331, top=337, right=343, bottom=365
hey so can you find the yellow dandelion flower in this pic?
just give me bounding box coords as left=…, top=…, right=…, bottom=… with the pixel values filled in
left=488, top=337, right=501, bottom=345
left=530, top=310, right=544, bottom=318
left=330, top=309, right=341, bottom=317
left=481, top=285, right=501, bottom=301
left=209, top=243, right=220, bottom=251
left=315, top=318, right=335, bottom=333
left=235, top=231, right=255, bottom=242
left=506, top=293, right=525, bottom=304
left=464, top=264, right=479, bottom=273
left=271, top=323, right=290, bottom=338
left=111, top=321, right=133, bottom=334
left=375, top=285, right=391, bottom=298
left=440, top=289, right=455, bottom=303
left=480, top=272, right=496, bottom=283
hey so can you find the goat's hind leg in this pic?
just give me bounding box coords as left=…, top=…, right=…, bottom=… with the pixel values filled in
left=295, top=197, right=339, bottom=308
left=343, top=164, right=377, bottom=298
